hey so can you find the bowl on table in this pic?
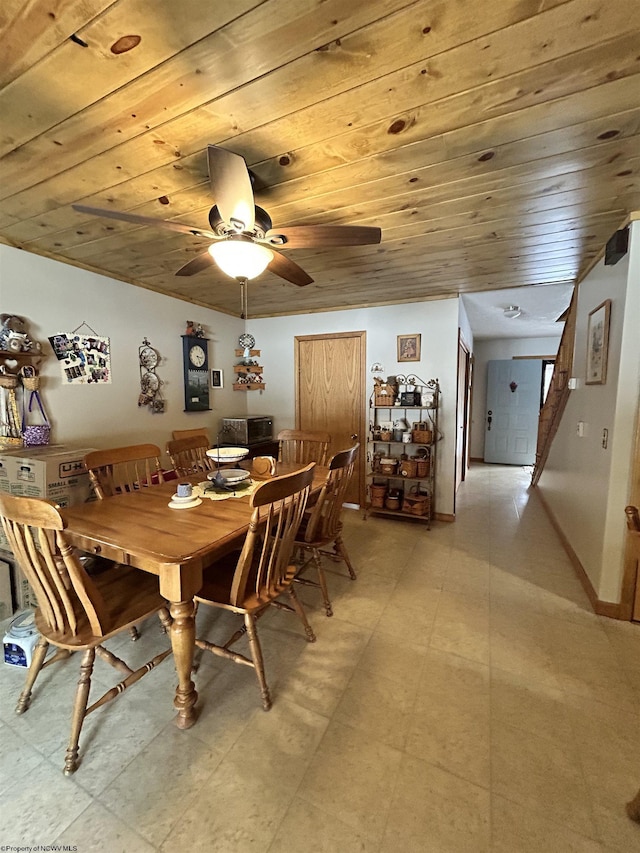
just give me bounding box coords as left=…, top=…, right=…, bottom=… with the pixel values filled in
left=206, top=446, right=250, bottom=465
left=206, top=468, right=252, bottom=486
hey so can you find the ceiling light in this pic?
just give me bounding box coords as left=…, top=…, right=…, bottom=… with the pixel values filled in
left=503, top=305, right=522, bottom=319
left=208, top=236, right=273, bottom=280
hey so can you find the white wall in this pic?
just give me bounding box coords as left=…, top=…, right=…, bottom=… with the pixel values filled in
left=470, top=336, right=562, bottom=459
left=1, top=243, right=462, bottom=516
left=458, top=298, right=474, bottom=351
left=245, top=298, right=460, bottom=516
left=539, top=220, right=640, bottom=602
left=0, top=245, right=245, bottom=451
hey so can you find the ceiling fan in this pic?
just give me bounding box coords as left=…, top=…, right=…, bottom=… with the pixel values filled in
left=72, top=145, right=382, bottom=289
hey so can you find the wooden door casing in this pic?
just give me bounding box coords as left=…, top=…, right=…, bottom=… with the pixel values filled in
left=294, top=332, right=366, bottom=506
left=455, top=334, right=471, bottom=494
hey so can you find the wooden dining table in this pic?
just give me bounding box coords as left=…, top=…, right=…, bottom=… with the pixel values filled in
left=61, top=461, right=327, bottom=730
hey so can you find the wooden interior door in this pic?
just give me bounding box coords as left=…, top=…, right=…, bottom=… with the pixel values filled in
left=295, top=332, right=366, bottom=506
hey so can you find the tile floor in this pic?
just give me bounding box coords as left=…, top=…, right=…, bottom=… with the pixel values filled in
left=2, top=464, right=640, bottom=851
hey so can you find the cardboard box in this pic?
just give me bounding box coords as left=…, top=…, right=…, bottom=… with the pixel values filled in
left=0, top=553, right=14, bottom=621
left=0, top=444, right=95, bottom=502
left=13, top=564, right=37, bottom=611
left=0, top=445, right=96, bottom=594
left=0, top=549, right=36, bottom=614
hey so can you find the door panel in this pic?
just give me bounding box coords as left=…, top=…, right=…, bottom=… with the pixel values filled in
left=295, top=332, right=365, bottom=505
left=484, top=359, right=542, bottom=465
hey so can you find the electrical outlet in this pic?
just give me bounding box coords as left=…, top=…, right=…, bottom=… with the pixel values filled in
left=602, top=428, right=608, bottom=449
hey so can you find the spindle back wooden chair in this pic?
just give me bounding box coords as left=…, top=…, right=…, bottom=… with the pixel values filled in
left=277, top=429, right=331, bottom=467
left=294, top=444, right=359, bottom=616
left=171, top=427, right=211, bottom=443
left=84, top=444, right=165, bottom=499
left=194, top=463, right=316, bottom=711
left=166, top=434, right=214, bottom=477
left=0, top=492, right=172, bottom=775
left=84, top=444, right=167, bottom=641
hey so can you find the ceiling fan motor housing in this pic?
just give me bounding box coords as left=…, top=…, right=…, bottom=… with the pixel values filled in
left=208, top=204, right=273, bottom=240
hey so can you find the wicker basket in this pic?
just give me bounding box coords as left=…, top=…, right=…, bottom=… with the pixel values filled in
left=399, top=458, right=418, bottom=478
left=380, top=457, right=398, bottom=475
left=374, top=383, right=397, bottom=406
left=414, top=458, right=430, bottom=477
left=412, top=428, right=432, bottom=444
left=0, top=373, right=18, bottom=388
left=379, top=429, right=393, bottom=441
left=369, top=484, right=387, bottom=507
left=403, top=493, right=430, bottom=516
left=385, top=489, right=402, bottom=511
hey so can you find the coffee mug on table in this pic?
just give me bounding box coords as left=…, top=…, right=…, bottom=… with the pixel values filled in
left=176, top=482, right=192, bottom=498
left=252, top=456, right=276, bottom=477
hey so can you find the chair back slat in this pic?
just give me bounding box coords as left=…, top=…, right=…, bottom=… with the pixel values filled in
left=171, top=428, right=211, bottom=443
left=304, top=444, right=359, bottom=544
left=0, top=494, right=110, bottom=637
left=277, top=429, right=331, bottom=467
left=84, top=444, right=164, bottom=499
left=166, top=435, right=213, bottom=477
left=229, top=464, right=314, bottom=607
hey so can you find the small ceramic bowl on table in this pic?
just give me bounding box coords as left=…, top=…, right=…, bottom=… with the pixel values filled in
left=206, top=446, right=250, bottom=467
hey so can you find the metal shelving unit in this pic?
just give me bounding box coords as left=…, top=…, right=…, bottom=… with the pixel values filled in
left=364, top=376, right=440, bottom=527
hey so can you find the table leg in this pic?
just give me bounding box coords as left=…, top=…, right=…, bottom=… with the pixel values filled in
left=169, top=599, right=199, bottom=729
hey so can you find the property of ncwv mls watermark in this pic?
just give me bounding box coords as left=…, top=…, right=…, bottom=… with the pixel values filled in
left=0, top=846, right=78, bottom=852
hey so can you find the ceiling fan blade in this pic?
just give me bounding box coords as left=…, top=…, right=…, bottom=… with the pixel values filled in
left=175, top=251, right=215, bottom=277
left=264, top=224, right=381, bottom=249
left=72, top=204, right=217, bottom=239
left=267, top=250, right=313, bottom=286
left=207, top=145, right=255, bottom=232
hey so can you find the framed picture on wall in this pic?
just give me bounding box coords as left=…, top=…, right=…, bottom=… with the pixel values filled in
left=585, top=300, right=611, bottom=385
left=397, top=334, right=421, bottom=362
left=211, top=368, right=224, bottom=388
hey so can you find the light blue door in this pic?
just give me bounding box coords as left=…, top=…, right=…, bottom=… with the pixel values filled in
left=484, top=359, right=542, bottom=465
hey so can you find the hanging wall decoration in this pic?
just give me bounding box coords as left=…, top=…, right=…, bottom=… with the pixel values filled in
left=585, top=300, right=611, bottom=385
left=48, top=322, right=111, bottom=384
left=138, top=338, right=165, bottom=413
left=397, top=334, right=421, bottom=362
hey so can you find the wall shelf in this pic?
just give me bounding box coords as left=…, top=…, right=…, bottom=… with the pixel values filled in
left=0, top=351, right=43, bottom=374
left=233, top=348, right=265, bottom=391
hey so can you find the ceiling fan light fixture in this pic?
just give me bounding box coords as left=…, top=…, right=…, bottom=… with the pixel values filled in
left=503, top=305, right=522, bottom=319
left=208, top=236, right=273, bottom=280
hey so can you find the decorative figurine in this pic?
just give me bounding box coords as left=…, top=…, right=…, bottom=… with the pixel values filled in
left=0, top=314, right=42, bottom=354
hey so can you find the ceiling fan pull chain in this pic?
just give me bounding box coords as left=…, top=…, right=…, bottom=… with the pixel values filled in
left=239, top=277, right=249, bottom=320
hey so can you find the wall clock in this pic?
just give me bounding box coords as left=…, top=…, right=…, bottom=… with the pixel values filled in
left=182, top=335, right=210, bottom=411
left=238, top=333, right=255, bottom=349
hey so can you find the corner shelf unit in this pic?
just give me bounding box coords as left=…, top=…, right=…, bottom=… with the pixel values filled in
left=233, top=348, right=265, bottom=391
left=365, top=376, right=440, bottom=528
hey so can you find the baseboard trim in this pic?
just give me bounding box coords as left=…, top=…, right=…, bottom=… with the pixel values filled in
left=435, top=512, right=455, bottom=523
left=470, top=456, right=484, bottom=463
left=533, top=486, right=624, bottom=620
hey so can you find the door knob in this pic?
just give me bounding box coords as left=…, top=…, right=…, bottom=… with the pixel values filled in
left=351, top=433, right=358, bottom=440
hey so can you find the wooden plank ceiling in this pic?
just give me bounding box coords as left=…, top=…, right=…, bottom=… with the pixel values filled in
left=0, top=0, right=638, bottom=318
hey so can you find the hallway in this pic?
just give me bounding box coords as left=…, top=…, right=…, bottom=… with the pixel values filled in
left=1, top=463, right=640, bottom=850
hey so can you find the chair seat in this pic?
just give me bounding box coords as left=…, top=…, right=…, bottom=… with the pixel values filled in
left=196, top=552, right=296, bottom=614
left=295, top=514, right=344, bottom=548
left=35, top=564, right=167, bottom=649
